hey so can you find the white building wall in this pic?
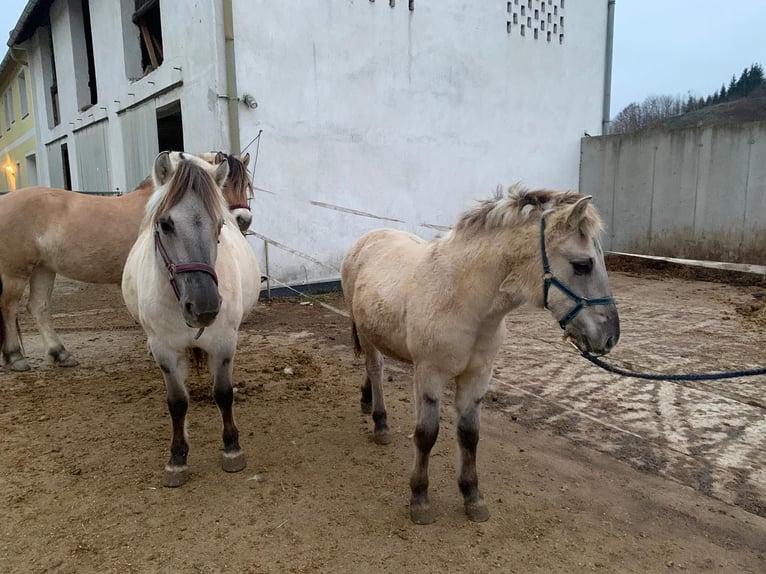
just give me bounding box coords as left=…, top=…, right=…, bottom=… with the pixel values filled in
left=18, top=0, right=609, bottom=287
left=232, top=0, right=609, bottom=284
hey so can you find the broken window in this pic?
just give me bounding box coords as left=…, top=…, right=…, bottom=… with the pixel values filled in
left=133, top=0, right=163, bottom=75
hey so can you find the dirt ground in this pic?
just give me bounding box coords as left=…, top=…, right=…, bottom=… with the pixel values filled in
left=2, top=267, right=766, bottom=573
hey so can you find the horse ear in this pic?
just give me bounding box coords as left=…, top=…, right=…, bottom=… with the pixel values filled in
left=213, top=160, right=229, bottom=188
left=214, top=151, right=226, bottom=165
left=240, top=153, right=250, bottom=167
left=565, top=195, right=592, bottom=229
left=153, top=151, right=174, bottom=186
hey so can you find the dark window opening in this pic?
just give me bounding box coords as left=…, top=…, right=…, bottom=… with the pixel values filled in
left=61, top=143, right=72, bottom=190
left=133, top=0, right=164, bottom=75
left=156, top=101, right=184, bottom=152
left=48, top=27, right=60, bottom=126
left=81, top=0, right=98, bottom=107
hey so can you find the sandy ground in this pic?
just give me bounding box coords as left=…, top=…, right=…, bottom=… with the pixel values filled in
left=1, top=271, right=766, bottom=573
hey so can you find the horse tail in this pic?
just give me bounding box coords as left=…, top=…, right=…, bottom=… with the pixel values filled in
left=351, top=320, right=362, bottom=358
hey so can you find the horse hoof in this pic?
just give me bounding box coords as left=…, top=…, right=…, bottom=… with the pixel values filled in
left=465, top=503, right=490, bottom=523
left=410, top=505, right=435, bottom=525
left=222, top=450, right=246, bottom=473
left=10, top=359, right=31, bottom=372
left=55, top=355, right=79, bottom=368
left=360, top=401, right=372, bottom=415
left=163, top=465, right=190, bottom=487
left=373, top=431, right=391, bottom=445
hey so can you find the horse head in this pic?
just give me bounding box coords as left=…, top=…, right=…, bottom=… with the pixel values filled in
left=151, top=151, right=229, bottom=328
left=535, top=194, right=620, bottom=356
left=213, top=151, right=253, bottom=233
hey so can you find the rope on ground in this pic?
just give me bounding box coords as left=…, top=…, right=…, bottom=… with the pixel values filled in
left=265, top=275, right=349, bottom=318
left=578, top=350, right=766, bottom=382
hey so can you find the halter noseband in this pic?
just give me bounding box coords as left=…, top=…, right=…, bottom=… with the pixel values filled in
left=540, top=215, right=614, bottom=329
left=154, top=228, right=219, bottom=301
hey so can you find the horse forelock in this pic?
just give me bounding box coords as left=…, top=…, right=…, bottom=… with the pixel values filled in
left=224, top=154, right=254, bottom=201
left=147, top=159, right=226, bottom=226
left=453, top=184, right=602, bottom=240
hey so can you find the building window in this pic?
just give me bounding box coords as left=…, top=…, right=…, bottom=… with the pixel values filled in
left=61, top=143, right=73, bottom=191
left=133, top=0, right=164, bottom=75
left=41, top=26, right=60, bottom=127
left=72, top=0, right=98, bottom=110
left=3, top=90, right=14, bottom=129
left=18, top=70, right=28, bottom=117
left=156, top=100, right=184, bottom=152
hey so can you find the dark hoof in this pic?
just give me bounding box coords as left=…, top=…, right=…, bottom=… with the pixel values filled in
left=360, top=401, right=372, bottom=415
left=465, top=502, right=490, bottom=522
left=222, top=450, right=246, bottom=473
left=163, top=465, right=190, bottom=487
left=410, top=504, right=435, bottom=525
left=54, top=354, right=79, bottom=368
left=10, top=358, right=31, bottom=372
left=373, top=430, right=391, bottom=445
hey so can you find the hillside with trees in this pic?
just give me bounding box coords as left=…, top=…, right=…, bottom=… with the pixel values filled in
left=610, top=63, right=766, bottom=134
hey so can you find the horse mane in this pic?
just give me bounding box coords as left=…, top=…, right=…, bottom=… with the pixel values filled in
left=225, top=154, right=254, bottom=200
left=147, top=158, right=227, bottom=226
left=452, top=184, right=603, bottom=239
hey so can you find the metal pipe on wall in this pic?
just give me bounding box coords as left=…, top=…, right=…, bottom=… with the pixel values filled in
left=222, top=0, right=241, bottom=154
left=602, top=0, right=616, bottom=135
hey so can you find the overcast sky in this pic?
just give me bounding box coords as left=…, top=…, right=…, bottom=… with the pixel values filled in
left=0, top=0, right=764, bottom=119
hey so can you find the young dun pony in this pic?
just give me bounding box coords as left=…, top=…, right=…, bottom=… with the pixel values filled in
left=122, top=151, right=260, bottom=487
left=0, top=152, right=252, bottom=372
left=341, top=186, right=620, bottom=524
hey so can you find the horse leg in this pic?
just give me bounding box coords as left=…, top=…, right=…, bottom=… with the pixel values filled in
left=152, top=345, right=191, bottom=487
left=0, top=274, right=31, bottom=371
left=28, top=266, right=78, bottom=367
left=409, top=365, right=445, bottom=525
left=454, top=368, right=492, bottom=522
left=362, top=348, right=390, bottom=445
left=211, top=351, right=246, bottom=473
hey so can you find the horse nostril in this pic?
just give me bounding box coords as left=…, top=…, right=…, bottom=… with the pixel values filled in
left=184, top=301, right=194, bottom=315
left=605, top=335, right=617, bottom=350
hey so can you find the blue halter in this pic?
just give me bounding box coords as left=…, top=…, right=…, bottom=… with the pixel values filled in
left=540, top=215, right=615, bottom=329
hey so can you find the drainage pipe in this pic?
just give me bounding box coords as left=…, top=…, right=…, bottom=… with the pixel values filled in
left=222, top=0, right=240, bottom=154
left=602, top=0, right=616, bottom=135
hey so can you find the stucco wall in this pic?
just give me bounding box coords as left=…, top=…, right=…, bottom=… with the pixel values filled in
left=233, top=0, right=609, bottom=284
left=580, top=121, right=766, bottom=264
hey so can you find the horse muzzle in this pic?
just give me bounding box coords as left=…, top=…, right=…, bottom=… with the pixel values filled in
left=180, top=283, right=222, bottom=328
left=564, top=305, right=620, bottom=356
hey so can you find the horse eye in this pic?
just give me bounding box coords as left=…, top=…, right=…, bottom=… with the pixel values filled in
left=571, top=258, right=593, bottom=275
left=159, top=218, right=174, bottom=234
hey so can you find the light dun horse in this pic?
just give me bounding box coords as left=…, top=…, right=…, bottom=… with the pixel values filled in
left=341, top=186, right=619, bottom=524
left=122, top=151, right=260, bottom=487
left=0, top=152, right=253, bottom=372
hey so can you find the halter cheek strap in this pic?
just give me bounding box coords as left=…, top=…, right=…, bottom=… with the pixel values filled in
left=154, top=229, right=219, bottom=301
left=540, top=216, right=615, bottom=329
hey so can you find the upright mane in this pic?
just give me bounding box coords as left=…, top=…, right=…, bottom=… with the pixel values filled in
left=453, top=184, right=603, bottom=238
left=146, top=158, right=227, bottom=226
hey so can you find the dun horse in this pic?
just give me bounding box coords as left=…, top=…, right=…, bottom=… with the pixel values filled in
left=341, top=186, right=620, bottom=524
left=122, top=151, right=260, bottom=487
left=0, top=152, right=253, bottom=372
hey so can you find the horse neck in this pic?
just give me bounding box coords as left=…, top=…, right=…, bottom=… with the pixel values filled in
left=438, top=225, right=540, bottom=318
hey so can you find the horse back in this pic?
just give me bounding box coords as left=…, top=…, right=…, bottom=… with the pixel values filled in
left=0, top=186, right=153, bottom=283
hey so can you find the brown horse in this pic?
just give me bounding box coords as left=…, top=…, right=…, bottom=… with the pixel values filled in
left=0, top=152, right=253, bottom=372
left=341, top=186, right=620, bottom=524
